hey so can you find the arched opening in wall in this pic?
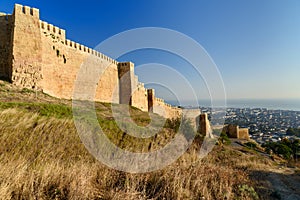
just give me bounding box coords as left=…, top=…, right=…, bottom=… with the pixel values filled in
left=56, top=50, right=60, bottom=57
left=63, top=55, right=66, bottom=64
left=53, top=46, right=55, bottom=50
left=59, top=29, right=61, bottom=35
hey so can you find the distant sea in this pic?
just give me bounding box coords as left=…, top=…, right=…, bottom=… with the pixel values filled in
left=199, top=99, right=300, bottom=111
left=168, top=99, right=300, bottom=111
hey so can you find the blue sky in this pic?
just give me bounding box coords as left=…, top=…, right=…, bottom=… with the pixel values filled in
left=1, top=0, right=300, bottom=102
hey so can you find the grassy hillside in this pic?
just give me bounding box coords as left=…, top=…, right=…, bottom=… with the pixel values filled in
left=0, top=80, right=299, bottom=200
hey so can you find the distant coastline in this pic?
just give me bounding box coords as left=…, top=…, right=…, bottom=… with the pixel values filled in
left=222, top=99, right=300, bottom=111
left=168, top=99, right=300, bottom=111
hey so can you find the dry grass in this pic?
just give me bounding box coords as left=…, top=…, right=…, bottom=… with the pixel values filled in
left=0, top=107, right=267, bottom=200
left=0, top=80, right=273, bottom=199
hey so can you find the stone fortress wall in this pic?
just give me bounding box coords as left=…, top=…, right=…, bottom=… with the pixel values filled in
left=223, top=124, right=250, bottom=140
left=0, top=12, right=12, bottom=79
left=0, top=4, right=181, bottom=119
left=1, top=4, right=252, bottom=140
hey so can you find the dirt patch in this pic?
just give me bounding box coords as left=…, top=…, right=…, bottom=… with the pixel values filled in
left=251, top=167, right=300, bottom=199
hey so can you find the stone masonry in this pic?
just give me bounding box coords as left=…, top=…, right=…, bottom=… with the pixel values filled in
left=223, top=124, right=250, bottom=140
left=0, top=4, right=182, bottom=119
left=198, top=113, right=214, bottom=138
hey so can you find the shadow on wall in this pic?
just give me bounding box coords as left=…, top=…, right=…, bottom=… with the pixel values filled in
left=0, top=13, right=13, bottom=80
left=0, top=76, right=11, bottom=82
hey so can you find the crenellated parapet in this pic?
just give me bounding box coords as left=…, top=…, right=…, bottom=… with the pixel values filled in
left=0, top=12, right=12, bottom=22
left=155, top=97, right=165, bottom=103
left=13, top=4, right=39, bottom=18
left=61, top=39, right=118, bottom=65
left=153, top=96, right=182, bottom=119
left=40, top=21, right=118, bottom=65
left=0, top=4, right=182, bottom=119
left=40, top=20, right=66, bottom=41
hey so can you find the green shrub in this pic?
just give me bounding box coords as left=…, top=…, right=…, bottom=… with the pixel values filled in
left=0, top=102, right=72, bottom=119
left=219, top=132, right=231, bottom=145
left=244, top=142, right=257, bottom=149
left=286, top=127, right=300, bottom=137
left=237, top=184, right=259, bottom=200
left=164, top=118, right=180, bottom=132
left=263, top=141, right=293, bottom=160
left=21, top=88, right=34, bottom=93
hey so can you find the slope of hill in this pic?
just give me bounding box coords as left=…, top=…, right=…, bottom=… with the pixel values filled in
left=0, top=80, right=299, bottom=200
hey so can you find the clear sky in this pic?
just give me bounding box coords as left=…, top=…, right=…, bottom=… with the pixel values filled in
left=1, top=0, right=300, bottom=102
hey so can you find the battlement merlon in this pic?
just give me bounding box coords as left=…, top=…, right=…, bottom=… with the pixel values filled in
left=12, top=4, right=120, bottom=65
left=40, top=20, right=66, bottom=40
left=0, top=12, right=11, bottom=17
left=14, top=4, right=39, bottom=18
left=117, top=62, right=134, bottom=78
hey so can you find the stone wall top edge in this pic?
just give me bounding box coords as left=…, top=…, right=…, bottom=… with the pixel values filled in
left=63, top=38, right=118, bottom=64
left=14, top=4, right=39, bottom=18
